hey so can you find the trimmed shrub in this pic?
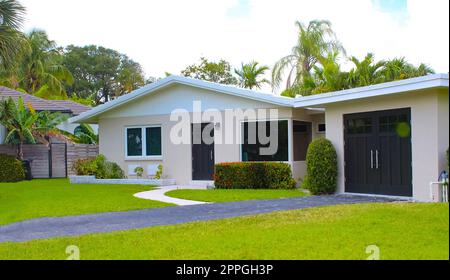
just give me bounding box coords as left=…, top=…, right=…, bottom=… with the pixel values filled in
left=303, top=138, right=338, bottom=195
left=73, top=155, right=125, bottom=179
left=214, top=162, right=296, bottom=189
left=0, top=154, right=25, bottom=182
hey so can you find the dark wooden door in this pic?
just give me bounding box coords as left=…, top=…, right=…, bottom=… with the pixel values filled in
left=344, top=108, right=412, bottom=197
left=192, top=123, right=215, bottom=181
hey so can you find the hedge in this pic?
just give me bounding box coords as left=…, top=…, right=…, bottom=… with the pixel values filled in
left=0, top=154, right=25, bottom=182
left=303, top=138, right=338, bottom=195
left=73, top=155, right=125, bottom=179
left=214, top=162, right=296, bottom=189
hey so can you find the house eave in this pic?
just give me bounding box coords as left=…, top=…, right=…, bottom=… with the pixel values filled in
left=294, top=73, right=449, bottom=108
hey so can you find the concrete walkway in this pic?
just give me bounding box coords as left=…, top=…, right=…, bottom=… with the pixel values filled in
left=134, top=185, right=208, bottom=206
left=0, top=195, right=395, bottom=243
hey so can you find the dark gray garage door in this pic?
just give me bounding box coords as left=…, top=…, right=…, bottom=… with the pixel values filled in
left=344, top=108, right=413, bottom=197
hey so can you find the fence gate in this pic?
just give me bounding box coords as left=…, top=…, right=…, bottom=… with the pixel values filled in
left=49, top=143, right=67, bottom=178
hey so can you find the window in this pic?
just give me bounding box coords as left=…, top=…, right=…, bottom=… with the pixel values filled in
left=345, top=118, right=372, bottom=134
left=293, top=121, right=312, bottom=161
left=242, top=120, right=289, bottom=162
left=126, top=126, right=162, bottom=158
left=317, top=123, right=326, bottom=133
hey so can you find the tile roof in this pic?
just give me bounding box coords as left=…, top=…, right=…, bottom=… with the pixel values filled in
left=0, top=86, right=90, bottom=115
left=50, top=100, right=91, bottom=116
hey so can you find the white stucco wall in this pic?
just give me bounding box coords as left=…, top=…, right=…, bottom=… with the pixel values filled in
left=324, top=88, right=449, bottom=202
left=97, top=84, right=310, bottom=184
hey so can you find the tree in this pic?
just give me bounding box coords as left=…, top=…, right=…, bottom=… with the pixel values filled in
left=234, top=61, right=270, bottom=90
left=311, top=50, right=349, bottom=94
left=1, top=30, right=73, bottom=99
left=0, top=0, right=27, bottom=71
left=383, top=57, right=434, bottom=81
left=0, top=97, right=67, bottom=159
left=63, top=45, right=146, bottom=104
left=72, top=124, right=98, bottom=144
left=272, top=20, right=343, bottom=92
left=182, top=57, right=238, bottom=85
left=347, top=53, right=386, bottom=88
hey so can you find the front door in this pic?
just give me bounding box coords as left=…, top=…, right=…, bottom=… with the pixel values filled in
left=192, top=123, right=215, bottom=181
left=344, top=108, right=412, bottom=197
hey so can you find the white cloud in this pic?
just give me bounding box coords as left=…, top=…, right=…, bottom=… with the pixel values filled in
left=20, top=0, right=449, bottom=94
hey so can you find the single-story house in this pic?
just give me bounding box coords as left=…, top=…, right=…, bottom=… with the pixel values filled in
left=70, top=74, right=449, bottom=202
left=0, top=86, right=97, bottom=144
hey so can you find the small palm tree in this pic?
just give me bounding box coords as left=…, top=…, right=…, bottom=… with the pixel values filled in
left=235, top=61, right=270, bottom=90
left=0, top=97, right=67, bottom=159
left=0, top=0, right=28, bottom=71
left=347, top=53, right=386, bottom=87
left=272, top=20, right=344, bottom=92
left=383, top=58, right=434, bottom=81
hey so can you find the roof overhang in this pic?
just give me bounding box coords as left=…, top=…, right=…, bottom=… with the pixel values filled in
left=70, top=75, right=295, bottom=124
left=294, top=73, right=449, bottom=108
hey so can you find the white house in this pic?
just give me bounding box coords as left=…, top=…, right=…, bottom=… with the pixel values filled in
left=71, top=74, right=449, bottom=202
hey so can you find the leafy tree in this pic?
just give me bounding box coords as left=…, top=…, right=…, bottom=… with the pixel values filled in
left=234, top=61, right=270, bottom=89
left=272, top=20, right=343, bottom=91
left=347, top=53, right=386, bottom=87
left=383, top=57, right=434, bottom=81
left=1, top=30, right=73, bottom=99
left=63, top=45, right=146, bottom=104
left=312, top=50, right=349, bottom=94
left=0, top=97, right=67, bottom=159
left=73, top=124, right=98, bottom=144
left=0, top=0, right=27, bottom=71
left=182, top=57, right=238, bottom=85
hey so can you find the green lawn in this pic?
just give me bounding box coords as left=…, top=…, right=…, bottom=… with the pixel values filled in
left=0, top=203, right=447, bottom=260
left=0, top=179, right=173, bottom=225
left=166, top=188, right=308, bottom=202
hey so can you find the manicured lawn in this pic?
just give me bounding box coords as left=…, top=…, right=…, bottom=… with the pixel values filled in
left=166, top=188, right=308, bottom=202
left=0, top=203, right=447, bottom=260
left=0, top=179, right=173, bottom=225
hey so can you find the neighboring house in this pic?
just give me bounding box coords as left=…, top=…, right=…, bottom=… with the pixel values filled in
left=0, top=86, right=97, bottom=144
left=71, top=74, right=449, bottom=202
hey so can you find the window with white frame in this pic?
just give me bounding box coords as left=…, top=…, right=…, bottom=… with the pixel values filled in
left=126, top=126, right=162, bottom=158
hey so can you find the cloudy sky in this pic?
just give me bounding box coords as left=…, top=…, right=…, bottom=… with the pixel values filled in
left=21, top=0, right=449, bottom=93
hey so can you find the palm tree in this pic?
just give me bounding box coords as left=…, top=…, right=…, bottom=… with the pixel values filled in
left=311, top=50, right=349, bottom=94
left=347, top=53, right=386, bottom=87
left=272, top=20, right=344, bottom=92
left=3, top=30, right=73, bottom=98
left=234, top=61, right=270, bottom=90
left=0, top=0, right=27, bottom=71
left=383, top=57, right=434, bottom=81
left=0, top=97, right=67, bottom=159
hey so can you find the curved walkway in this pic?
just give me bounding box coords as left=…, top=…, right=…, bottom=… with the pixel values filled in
left=134, top=186, right=208, bottom=206
left=0, top=195, right=395, bottom=243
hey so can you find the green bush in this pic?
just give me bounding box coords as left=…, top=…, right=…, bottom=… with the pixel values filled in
left=303, top=138, right=338, bottom=195
left=0, top=154, right=25, bottom=182
left=215, top=162, right=296, bottom=189
left=73, top=155, right=125, bottom=179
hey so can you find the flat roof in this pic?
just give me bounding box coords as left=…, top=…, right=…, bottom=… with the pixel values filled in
left=294, top=73, right=449, bottom=108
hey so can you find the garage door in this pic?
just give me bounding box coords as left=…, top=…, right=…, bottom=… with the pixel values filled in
left=344, top=108, right=412, bottom=197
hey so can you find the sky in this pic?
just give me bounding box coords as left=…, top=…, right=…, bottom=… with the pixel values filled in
left=20, top=0, right=449, bottom=93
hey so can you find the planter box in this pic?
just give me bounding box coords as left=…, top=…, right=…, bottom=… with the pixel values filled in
left=69, top=176, right=176, bottom=186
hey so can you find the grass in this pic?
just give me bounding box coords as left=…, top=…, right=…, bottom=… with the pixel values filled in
left=0, top=179, right=173, bottom=225
left=166, top=188, right=308, bottom=203
left=0, top=203, right=447, bottom=260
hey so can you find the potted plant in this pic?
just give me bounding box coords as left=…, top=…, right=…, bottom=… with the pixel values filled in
left=134, top=166, right=144, bottom=178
